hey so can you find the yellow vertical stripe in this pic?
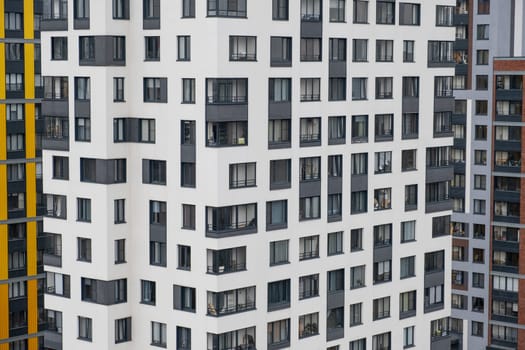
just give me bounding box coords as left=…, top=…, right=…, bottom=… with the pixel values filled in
left=24, top=0, right=35, bottom=40
left=27, top=279, right=38, bottom=334
left=0, top=0, right=5, bottom=39
left=0, top=235, right=8, bottom=342
left=26, top=221, right=36, bottom=275
left=24, top=46, right=35, bottom=100
left=0, top=43, right=5, bottom=101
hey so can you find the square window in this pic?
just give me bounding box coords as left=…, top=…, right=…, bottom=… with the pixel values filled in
left=353, top=0, right=368, bottom=23
left=270, top=240, right=289, bottom=265
left=267, top=200, right=288, bottom=230
left=327, top=231, right=343, bottom=255
left=399, top=3, right=419, bottom=25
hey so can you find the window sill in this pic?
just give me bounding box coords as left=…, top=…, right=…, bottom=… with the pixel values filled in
left=114, top=260, right=127, bottom=264
left=78, top=337, right=92, bottom=342
left=270, top=261, right=290, bottom=267
left=327, top=251, right=344, bottom=257
left=140, top=301, right=156, bottom=306
left=401, top=239, right=416, bottom=244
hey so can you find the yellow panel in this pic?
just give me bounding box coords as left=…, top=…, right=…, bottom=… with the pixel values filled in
left=0, top=225, right=6, bottom=279
left=27, top=279, right=38, bottom=333
left=0, top=0, right=5, bottom=39
left=0, top=284, right=8, bottom=341
left=26, top=162, right=36, bottom=217
left=24, top=0, right=35, bottom=39
left=26, top=221, right=36, bottom=276
left=0, top=43, right=5, bottom=100
left=28, top=337, right=39, bottom=350
left=24, top=45, right=35, bottom=100
left=0, top=165, right=6, bottom=222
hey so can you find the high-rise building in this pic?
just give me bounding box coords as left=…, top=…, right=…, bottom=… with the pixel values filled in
left=0, top=0, right=45, bottom=349
left=40, top=0, right=457, bottom=349
left=450, top=1, right=525, bottom=349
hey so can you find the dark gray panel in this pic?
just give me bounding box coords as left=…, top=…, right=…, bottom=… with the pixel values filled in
left=326, top=327, right=344, bottom=341
left=268, top=101, right=291, bottom=119
left=329, top=61, right=346, bottom=78
left=142, top=159, right=150, bottom=183
left=493, top=240, right=520, bottom=253
left=328, top=177, right=342, bottom=195
left=180, top=144, right=196, bottom=162
left=299, top=180, right=321, bottom=197
left=424, top=270, right=444, bottom=288
left=42, top=138, right=69, bottom=151
left=75, top=100, right=90, bottom=118
left=425, top=199, right=452, bottom=213
left=43, top=253, right=61, bottom=267
left=74, top=18, right=90, bottom=30
left=173, top=285, right=181, bottom=309
left=434, top=97, right=454, bottom=112
left=150, top=224, right=166, bottom=243
left=143, top=18, right=160, bottom=29
left=44, top=331, right=63, bottom=350
left=455, top=64, right=468, bottom=76
left=351, top=174, right=367, bottom=191
left=373, top=246, right=392, bottom=262
left=495, top=89, right=522, bottom=101
left=159, top=78, right=168, bottom=102
left=206, top=104, right=248, bottom=121
left=5, top=60, right=24, bottom=73
left=426, top=166, right=453, bottom=183
left=41, top=19, right=68, bottom=31
left=493, top=190, right=520, bottom=203
left=300, top=21, right=322, bottom=37
left=453, top=13, right=468, bottom=25
left=42, top=100, right=69, bottom=117
left=6, top=120, right=25, bottom=134
left=402, top=97, right=419, bottom=113
left=327, top=291, right=344, bottom=309
left=431, top=337, right=452, bottom=350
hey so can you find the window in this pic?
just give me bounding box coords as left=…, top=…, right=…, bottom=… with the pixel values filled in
left=6, top=104, right=24, bottom=121
left=373, top=260, right=391, bottom=283
left=267, top=319, right=290, bottom=346
left=350, top=303, right=362, bottom=326
left=268, top=120, right=291, bottom=146
left=143, top=0, right=160, bottom=19
left=404, top=326, right=415, bottom=348
left=299, top=235, right=319, bottom=260
left=351, top=115, right=368, bottom=142
left=376, top=40, right=393, bottom=62
left=177, top=36, right=191, bottom=61
left=373, top=296, right=390, bottom=320
left=472, top=272, right=484, bottom=288
left=4, top=12, right=22, bottom=30
left=328, top=193, right=342, bottom=218
left=328, top=231, right=343, bottom=255
left=375, top=151, right=391, bottom=174
left=270, top=159, right=291, bottom=189
left=208, top=327, right=256, bottom=349
left=270, top=240, right=289, bottom=265
left=77, top=198, right=91, bottom=222
left=428, top=41, right=453, bottom=64
left=476, top=75, right=488, bottom=90
left=300, top=118, right=321, bottom=144
left=474, top=150, right=487, bottom=165
left=141, top=280, right=156, bottom=305
left=112, top=199, right=126, bottom=224
left=328, top=269, right=344, bottom=293
left=330, top=0, right=345, bottom=22
left=269, top=78, right=291, bottom=102
left=268, top=279, right=290, bottom=310
left=399, top=256, right=415, bottom=279
left=436, top=5, right=453, bottom=26
left=144, top=78, right=166, bottom=103
left=425, top=284, right=444, bottom=307
left=353, top=0, right=368, bottom=23
left=151, top=321, right=167, bottom=347
left=74, top=0, right=89, bottom=19
left=399, top=3, right=420, bottom=25
left=77, top=238, right=91, bottom=262
left=375, top=113, right=393, bottom=139
left=353, top=39, right=367, bottom=62
left=182, top=0, right=195, bottom=17
left=299, top=196, right=320, bottom=220
left=402, top=113, right=418, bottom=139
left=113, top=0, right=129, bottom=19
left=473, top=224, right=486, bottom=239
left=351, top=191, right=367, bottom=214
left=182, top=204, right=195, bottom=230
left=300, top=157, right=320, bottom=181
left=270, top=36, right=292, bottom=66
left=176, top=327, right=191, bottom=349
left=230, top=36, right=256, bottom=61
left=477, top=50, right=489, bottom=65
left=405, top=185, right=417, bottom=211
left=273, top=0, right=289, bottom=20
left=352, top=78, right=367, bottom=100
left=472, top=321, right=483, bottom=337
left=266, top=200, right=287, bottom=229
left=145, top=36, right=160, bottom=61
left=113, top=77, right=124, bottom=102
left=51, top=37, right=67, bottom=60
left=180, top=79, right=196, bottom=104
left=475, top=100, right=487, bottom=115
left=403, top=40, right=414, bottom=62
left=143, top=159, right=166, bottom=185
left=401, top=221, right=415, bottom=242
left=229, top=162, right=255, bottom=188
left=350, top=228, right=363, bottom=251
left=351, top=153, right=367, bottom=176
left=376, top=0, right=394, bottom=24
left=375, top=78, right=393, bottom=100
left=477, top=24, right=489, bottom=39
left=400, top=291, right=416, bottom=317
left=351, top=265, right=365, bottom=289
left=52, top=156, right=69, bottom=180
left=425, top=250, right=444, bottom=272
left=6, top=73, right=23, bottom=92
left=178, top=245, right=191, bottom=270
left=478, top=0, right=490, bottom=14
left=299, top=274, right=319, bottom=299
left=299, top=312, right=319, bottom=338
left=74, top=117, right=91, bottom=142
left=78, top=316, right=92, bottom=341
left=300, top=78, right=320, bottom=101
left=207, top=0, right=247, bottom=17
left=115, top=239, right=125, bottom=263
left=329, top=78, right=346, bottom=101
left=493, top=275, right=519, bottom=292
left=5, top=44, right=23, bottom=61
left=7, top=164, right=24, bottom=182
left=173, top=285, right=196, bottom=312
left=114, top=317, right=131, bottom=344
left=328, top=116, right=345, bottom=143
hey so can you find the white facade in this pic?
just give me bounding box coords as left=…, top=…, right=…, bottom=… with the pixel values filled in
left=42, top=0, right=455, bottom=349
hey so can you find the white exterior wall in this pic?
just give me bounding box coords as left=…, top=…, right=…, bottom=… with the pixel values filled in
left=42, top=0, right=455, bottom=349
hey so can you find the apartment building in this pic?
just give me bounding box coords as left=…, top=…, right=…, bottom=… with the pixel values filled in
left=40, top=0, right=456, bottom=349
left=0, top=0, right=45, bottom=350
left=450, top=0, right=525, bottom=349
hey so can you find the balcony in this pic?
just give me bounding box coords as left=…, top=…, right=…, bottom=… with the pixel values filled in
left=206, top=204, right=257, bottom=237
